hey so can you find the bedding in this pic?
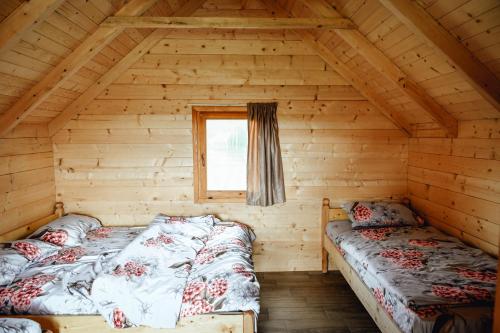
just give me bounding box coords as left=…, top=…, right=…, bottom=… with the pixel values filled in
left=0, top=227, right=143, bottom=315
left=180, top=221, right=260, bottom=317
left=0, top=318, right=41, bottom=333
left=327, top=225, right=496, bottom=333
left=0, top=216, right=259, bottom=329
left=0, top=240, right=59, bottom=286
left=342, top=201, right=422, bottom=229
left=91, top=217, right=210, bottom=328
left=28, top=214, right=101, bottom=247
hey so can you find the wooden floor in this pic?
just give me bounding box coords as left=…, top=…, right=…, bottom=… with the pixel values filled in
left=256, top=271, right=380, bottom=333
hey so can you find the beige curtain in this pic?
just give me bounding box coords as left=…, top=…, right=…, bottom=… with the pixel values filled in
left=246, top=102, right=286, bottom=206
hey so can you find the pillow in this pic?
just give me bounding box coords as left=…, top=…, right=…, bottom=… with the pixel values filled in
left=0, top=240, right=58, bottom=286
left=29, top=214, right=101, bottom=247
left=0, top=248, right=28, bottom=286
left=342, top=201, right=423, bottom=229
left=151, top=214, right=215, bottom=239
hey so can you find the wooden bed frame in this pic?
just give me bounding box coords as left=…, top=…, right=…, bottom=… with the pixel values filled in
left=321, top=197, right=500, bottom=333
left=320, top=198, right=403, bottom=333
left=1, top=203, right=255, bottom=333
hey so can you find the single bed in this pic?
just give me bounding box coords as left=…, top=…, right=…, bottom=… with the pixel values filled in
left=321, top=198, right=497, bottom=333
left=0, top=203, right=256, bottom=333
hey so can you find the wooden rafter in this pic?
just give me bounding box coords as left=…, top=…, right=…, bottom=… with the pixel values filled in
left=296, top=0, right=458, bottom=137
left=379, top=0, right=500, bottom=112
left=101, top=16, right=355, bottom=30
left=0, top=0, right=159, bottom=137
left=48, top=0, right=208, bottom=136
left=0, top=0, right=65, bottom=55
left=263, top=1, right=412, bottom=136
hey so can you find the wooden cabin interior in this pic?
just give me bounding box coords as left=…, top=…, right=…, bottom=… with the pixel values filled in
left=0, top=0, right=498, bottom=332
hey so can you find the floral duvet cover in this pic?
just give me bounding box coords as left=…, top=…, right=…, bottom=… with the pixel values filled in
left=0, top=217, right=259, bottom=329
left=331, top=225, right=496, bottom=333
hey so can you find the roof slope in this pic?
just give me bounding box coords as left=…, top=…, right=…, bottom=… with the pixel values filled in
left=0, top=0, right=498, bottom=138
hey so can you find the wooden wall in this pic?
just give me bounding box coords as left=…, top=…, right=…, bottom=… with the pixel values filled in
left=52, top=31, right=408, bottom=271
left=0, top=124, right=56, bottom=234
left=408, top=119, right=500, bottom=257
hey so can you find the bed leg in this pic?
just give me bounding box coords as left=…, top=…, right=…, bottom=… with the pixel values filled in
left=322, top=248, right=328, bottom=273
left=243, top=311, right=254, bottom=333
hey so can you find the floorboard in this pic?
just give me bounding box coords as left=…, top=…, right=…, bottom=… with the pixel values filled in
left=256, top=271, right=380, bottom=333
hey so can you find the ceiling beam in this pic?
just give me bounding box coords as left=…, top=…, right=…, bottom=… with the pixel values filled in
left=0, top=0, right=159, bottom=137
left=264, top=1, right=412, bottom=136
left=101, top=16, right=355, bottom=30
left=48, top=0, right=207, bottom=136
left=297, top=0, right=458, bottom=137
left=0, top=0, right=65, bottom=55
left=379, top=0, right=500, bottom=112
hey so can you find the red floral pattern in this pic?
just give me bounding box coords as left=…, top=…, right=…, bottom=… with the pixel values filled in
left=41, top=229, right=68, bottom=246
left=456, top=267, right=496, bottom=282
left=167, top=217, right=187, bottom=224
left=113, top=307, right=126, bottom=328
left=15, top=274, right=55, bottom=288
left=232, top=263, right=253, bottom=278
left=144, top=233, right=174, bottom=248
left=43, top=247, right=85, bottom=264
left=10, top=286, right=43, bottom=311
left=463, top=285, right=491, bottom=300
left=180, top=299, right=213, bottom=317
left=0, top=274, right=55, bottom=311
left=182, top=281, right=206, bottom=303
left=353, top=204, right=372, bottom=222
left=414, top=306, right=438, bottom=319
left=194, top=252, right=215, bottom=265
left=373, top=288, right=393, bottom=317
left=86, top=227, right=112, bottom=240
left=207, top=278, right=228, bottom=297
left=13, top=242, right=41, bottom=260
left=358, top=227, right=396, bottom=241
left=113, top=261, right=147, bottom=277
left=431, top=285, right=468, bottom=302
left=380, top=249, right=424, bottom=269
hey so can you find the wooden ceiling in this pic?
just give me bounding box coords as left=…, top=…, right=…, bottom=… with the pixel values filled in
left=0, top=0, right=498, bottom=138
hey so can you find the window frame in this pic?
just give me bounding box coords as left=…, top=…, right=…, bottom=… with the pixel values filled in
left=192, top=106, right=247, bottom=203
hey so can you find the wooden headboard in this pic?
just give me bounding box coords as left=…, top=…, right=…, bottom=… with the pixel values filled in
left=0, top=203, right=64, bottom=242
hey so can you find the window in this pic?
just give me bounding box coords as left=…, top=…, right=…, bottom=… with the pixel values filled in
left=192, top=106, right=247, bottom=203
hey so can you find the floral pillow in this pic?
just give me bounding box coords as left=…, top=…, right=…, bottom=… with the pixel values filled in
left=29, top=214, right=101, bottom=247
left=151, top=214, right=216, bottom=240
left=342, top=201, right=423, bottom=229
left=0, top=240, right=59, bottom=286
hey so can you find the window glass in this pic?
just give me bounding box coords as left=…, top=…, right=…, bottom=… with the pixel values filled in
left=206, top=119, right=247, bottom=191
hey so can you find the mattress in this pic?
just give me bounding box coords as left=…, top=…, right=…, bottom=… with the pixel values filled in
left=325, top=225, right=496, bottom=333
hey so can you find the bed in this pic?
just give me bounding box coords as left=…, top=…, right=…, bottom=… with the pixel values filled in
left=320, top=198, right=497, bottom=333
left=0, top=203, right=256, bottom=333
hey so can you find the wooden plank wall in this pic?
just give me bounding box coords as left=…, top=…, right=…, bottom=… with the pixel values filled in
left=0, top=124, right=56, bottom=234
left=52, top=30, right=408, bottom=271
left=408, top=119, right=500, bottom=257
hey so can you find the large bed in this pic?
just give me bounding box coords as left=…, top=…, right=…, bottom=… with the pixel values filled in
left=321, top=198, right=497, bottom=333
left=0, top=203, right=256, bottom=333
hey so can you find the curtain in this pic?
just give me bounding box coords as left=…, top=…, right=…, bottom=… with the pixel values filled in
left=246, top=102, right=286, bottom=206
